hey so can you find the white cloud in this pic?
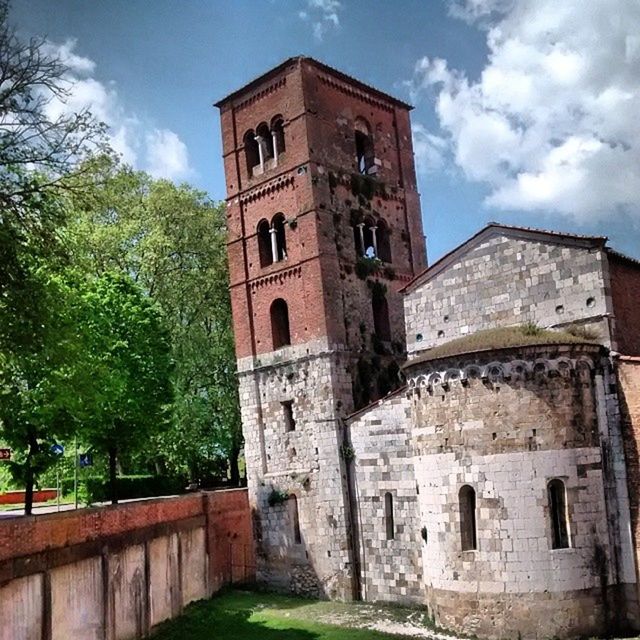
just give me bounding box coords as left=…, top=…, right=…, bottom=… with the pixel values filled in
left=145, top=129, right=193, bottom=181
left=43, top=39, right=194, bottom=180
left=412, top=123, right=447, bottom=174
left=299, top=0, right=342, bottom=41
left=411, top=0, right=640, bottom=222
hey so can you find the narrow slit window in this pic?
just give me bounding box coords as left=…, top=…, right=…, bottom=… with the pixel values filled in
left=355, top=117, right=374, bottom=175
left=282, top=400, right=295, bottom=432
left=384, top=492, right=395, bottom=540
left=548, top=479, right=570, bottom=549
left=372, top=294, right=391, bottom=342
left=257, top=219, right=272, bottom=268
left=271, top=213, right=287, bottom=262
left=270, top=298, right=291, bottom=349
left=289, top=495, right=301, bottom=544
left=243, top=129, right=259, bottom=175
left=459, top=485, right=477, bottom=551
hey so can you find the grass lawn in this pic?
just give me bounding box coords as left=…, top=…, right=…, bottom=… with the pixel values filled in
left=151, top=590, right=439, bottom=640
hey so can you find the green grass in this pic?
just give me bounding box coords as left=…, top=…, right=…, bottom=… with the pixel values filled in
left=151, top=590, right=428, bottom=639
left=409, top=324, right=596, bottom=365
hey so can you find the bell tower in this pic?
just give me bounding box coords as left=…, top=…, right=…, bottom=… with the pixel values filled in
left=216, top=57, right=426, bottom=598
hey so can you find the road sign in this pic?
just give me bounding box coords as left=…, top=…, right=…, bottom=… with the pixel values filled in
left=0, top=448, right=11, bottom=460
left=51, top=444, right=64, bottom=456
left=79, top=453, right=93, bottom=468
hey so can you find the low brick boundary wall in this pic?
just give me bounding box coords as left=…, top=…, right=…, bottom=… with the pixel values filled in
left=0, top=489, right=254, bottom=640
left=0, top=489, right=58, bottom=505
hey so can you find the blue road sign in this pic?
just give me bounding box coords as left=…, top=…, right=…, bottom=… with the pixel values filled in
left=79, top=453, right=93, bottom=468
left=51, top=444, right=64, bottom=456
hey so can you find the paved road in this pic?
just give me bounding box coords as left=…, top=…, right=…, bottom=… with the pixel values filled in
left=0, top=494, right=182, bottom=518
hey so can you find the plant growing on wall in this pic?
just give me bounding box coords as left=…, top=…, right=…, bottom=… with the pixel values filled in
left=340, top=443, right=355, bottom=461
left=355, top=256, right=381, bottom=280
left=267, top=488, right=289, bottom=507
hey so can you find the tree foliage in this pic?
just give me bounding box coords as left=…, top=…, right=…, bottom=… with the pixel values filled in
left=0, top=0, right=106, bottom=295
left=69, top=157, right=242, bottom=485
left=0, top=264, right=88, bottom=514
left=76, top=272, right=173, bottom=503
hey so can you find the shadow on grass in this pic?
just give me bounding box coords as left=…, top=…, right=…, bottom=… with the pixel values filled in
left=151, top=596, right=320, bottom=640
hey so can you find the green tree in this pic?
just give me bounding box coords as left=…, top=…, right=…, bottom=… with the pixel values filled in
left=0, top=0, right=107, bottom=296
left=0, top=264, right=88, bottom=514
left=78, top=272, right=173, bottom=503
left=70, top=157, right=242, bottom=485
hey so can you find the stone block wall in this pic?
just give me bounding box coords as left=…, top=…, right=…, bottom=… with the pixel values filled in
left=402, top=343, right=634, bottom=639
left=349, top=389, right=424, bottom=604
left=0, top=490, right=253, bottom=640
left=238, top=347, right=355, bottom=600
left=404, top=231, right=612, bottom=357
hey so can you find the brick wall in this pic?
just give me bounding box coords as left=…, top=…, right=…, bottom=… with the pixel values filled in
left=619, top=357, right=640, bottom=593
left=0, top=490, right=254, bottom=640
left=609, top=256, right=640, bottom=356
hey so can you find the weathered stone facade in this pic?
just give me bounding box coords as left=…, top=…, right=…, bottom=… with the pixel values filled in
left=217, top=57, right=426, bottom=599
left=218, top=58, right=640, bottom=639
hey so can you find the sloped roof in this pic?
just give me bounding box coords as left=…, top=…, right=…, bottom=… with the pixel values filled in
left=401, top=222, right=608, bottom=294
left=214, top=56, right=413, bottom=110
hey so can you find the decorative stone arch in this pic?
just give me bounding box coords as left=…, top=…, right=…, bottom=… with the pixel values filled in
left=461, top=364, right=482, bottom=383
left=443, top=368, right=461, bottom=386
left=508, top=359, right=531, bottom=380
left=481, top=362, right=505, bottom=382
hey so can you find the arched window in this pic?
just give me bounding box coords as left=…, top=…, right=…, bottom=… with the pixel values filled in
left=270, top=298, right=291, bottom=349
left=243, top=129, right=259, bottom=175
left=355, top=117, right=374, bottom=175
left=271, top=115, right=285, bottom=158
left=362, top=216, right=376, bottom=257
left=257, top=219, right=272, bottom=268
left=288, top=495, right=301, bottom=544
left=459, top=485, right=477, bottom=551
left=548, top=479, right=570, bottom=549
left=271, top=213, right=287, bottom=262
left=256, top=122, right=273, bottom=161
left=372, top=294, right=391, bottom=341
left=377, top=219, right=392, bottom=263
left=384, top=492, right=395, bottom=540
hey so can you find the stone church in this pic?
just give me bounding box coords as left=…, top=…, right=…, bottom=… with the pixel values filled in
left=216, top=57, right=640, bottom=639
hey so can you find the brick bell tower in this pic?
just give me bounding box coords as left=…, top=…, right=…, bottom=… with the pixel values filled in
left=216, top=57, right=426, bottom=599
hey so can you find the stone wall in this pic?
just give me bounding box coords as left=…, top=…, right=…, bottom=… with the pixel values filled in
left=348, top=389, right=424, bottom=604
left=404, top=230, right=612, bottom=357
left=403, top=343, right=635, bottom=639
left=0, top=490, right=253, bottom=640
left=238, top=347, right=355, bottom=600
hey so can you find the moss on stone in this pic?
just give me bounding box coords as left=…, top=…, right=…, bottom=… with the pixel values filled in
left=410, top=324, right=596, bottom=365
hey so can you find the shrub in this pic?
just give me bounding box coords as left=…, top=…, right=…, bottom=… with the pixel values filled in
left=61, top=474, right=187, bottom=503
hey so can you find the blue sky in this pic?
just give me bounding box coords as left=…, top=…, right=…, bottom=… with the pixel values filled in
left=11, top=0, right=640, bottom=261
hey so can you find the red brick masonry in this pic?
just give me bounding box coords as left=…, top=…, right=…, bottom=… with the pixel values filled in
left=0, top=489, right=57, bottom=505
left=0, top=489, right=255, bottom=587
